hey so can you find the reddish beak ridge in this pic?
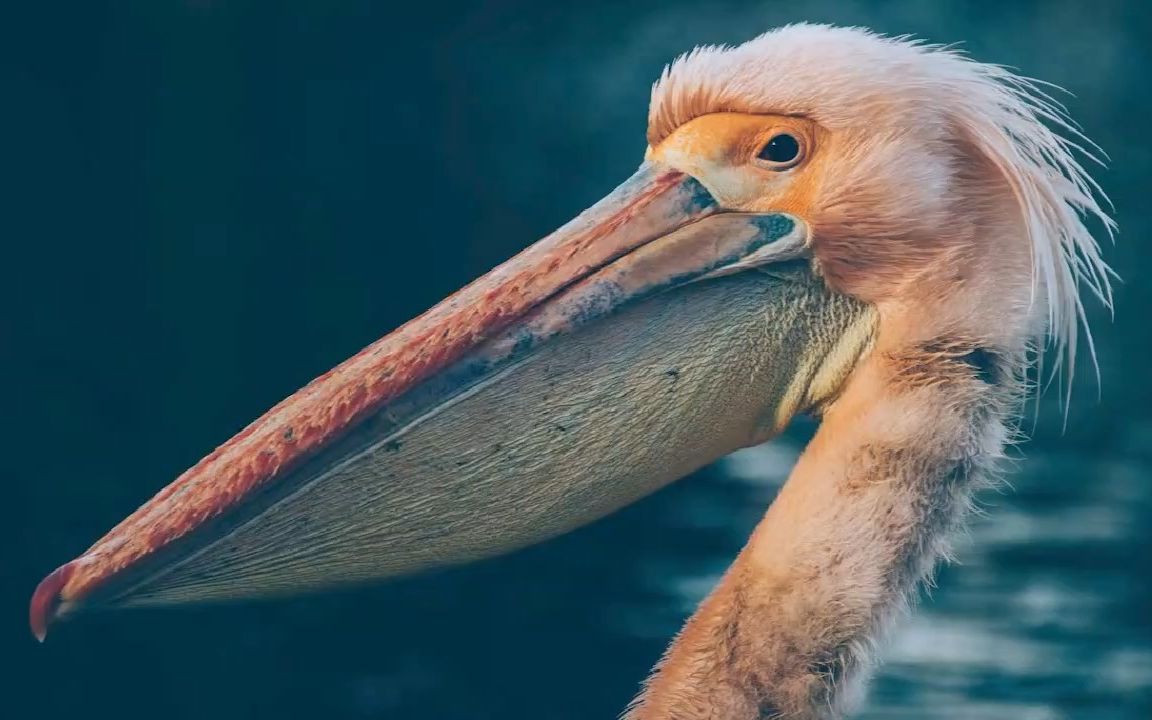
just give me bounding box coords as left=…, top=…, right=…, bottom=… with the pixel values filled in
left=30, top=162, right=720, bottom=639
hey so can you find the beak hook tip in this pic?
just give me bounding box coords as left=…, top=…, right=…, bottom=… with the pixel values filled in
left=30, top=561, right=76, bottom=642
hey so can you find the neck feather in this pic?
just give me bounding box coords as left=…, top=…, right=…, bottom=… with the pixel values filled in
left=626, top=338, right=1023, bottom=719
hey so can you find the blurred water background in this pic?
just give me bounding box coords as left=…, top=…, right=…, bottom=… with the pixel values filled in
left=2, top=1, right=1150, bottom=718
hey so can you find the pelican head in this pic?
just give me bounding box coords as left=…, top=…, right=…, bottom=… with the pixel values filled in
left=32, top=23, right=1110, bottom=718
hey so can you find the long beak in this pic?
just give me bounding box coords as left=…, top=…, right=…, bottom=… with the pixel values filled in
left=31, top=162, right=872, bottom=640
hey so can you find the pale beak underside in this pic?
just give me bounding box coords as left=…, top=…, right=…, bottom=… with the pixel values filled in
left=31, top=162, right=872, bottom=640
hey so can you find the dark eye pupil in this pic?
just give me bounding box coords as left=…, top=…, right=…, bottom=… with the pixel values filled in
left=759, top=134, right=800, bottom=164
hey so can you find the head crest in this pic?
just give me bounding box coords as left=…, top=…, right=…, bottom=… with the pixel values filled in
left=649, top=24, right=1115, bottom=398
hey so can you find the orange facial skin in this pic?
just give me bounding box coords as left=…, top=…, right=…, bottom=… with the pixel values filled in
left=650, top=112, right=825, bottom=218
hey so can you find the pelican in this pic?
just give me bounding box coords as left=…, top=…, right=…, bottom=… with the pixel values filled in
left=31, top=24, right=1111, bottom=719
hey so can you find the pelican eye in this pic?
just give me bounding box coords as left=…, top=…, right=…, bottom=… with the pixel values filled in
left=756, top=133, right=803, bottom=169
